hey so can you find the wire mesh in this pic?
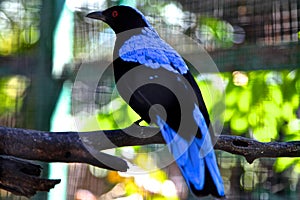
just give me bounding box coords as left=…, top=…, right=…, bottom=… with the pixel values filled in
left=0, top=0, right=299, bottom=199
left=69, top=1, right=300, bottom=199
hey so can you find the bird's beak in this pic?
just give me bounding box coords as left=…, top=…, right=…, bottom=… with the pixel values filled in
left=86, top=11, right=106, bottom=21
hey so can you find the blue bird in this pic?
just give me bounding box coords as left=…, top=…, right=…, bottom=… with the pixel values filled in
left=87, top=5, right=225, bottom=198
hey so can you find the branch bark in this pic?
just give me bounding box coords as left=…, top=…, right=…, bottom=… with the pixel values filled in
left=0, top=156, right=60, bottom=197
left=214, top=135, right=300, bottom=163
left=0, top=125, right=300, bottom=197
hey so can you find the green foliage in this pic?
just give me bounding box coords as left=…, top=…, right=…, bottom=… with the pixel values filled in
left=223, top=70, right=300, bottom=175
left=198, top=17, right=234, bottom=48
left=0, top=76, right=29, bottom=115
left=0, top=0, right=41, bottom=55
left=223, top=70, right=300, bottom=142
left=274, top=158, right=300, bottom=173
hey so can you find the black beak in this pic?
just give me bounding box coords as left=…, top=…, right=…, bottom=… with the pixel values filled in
left=86, top=11, right=106, bottom=21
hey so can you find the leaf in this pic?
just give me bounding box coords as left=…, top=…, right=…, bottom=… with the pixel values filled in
left=252, top=125, right=278, bottom=142
left=294, top=161, right=300, bottom=174
left=274, top=157, right=299, bottom=173
left=230, top=113, right=248, bottom=134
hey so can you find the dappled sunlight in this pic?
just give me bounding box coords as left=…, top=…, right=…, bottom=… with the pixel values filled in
left=1, top=0, right=300, bottom=199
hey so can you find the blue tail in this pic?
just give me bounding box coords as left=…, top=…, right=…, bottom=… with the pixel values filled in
left=156, top=104, right=224, bottom=197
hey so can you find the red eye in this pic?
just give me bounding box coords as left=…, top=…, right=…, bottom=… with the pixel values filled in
left=112, top=10, right=118, bottom=18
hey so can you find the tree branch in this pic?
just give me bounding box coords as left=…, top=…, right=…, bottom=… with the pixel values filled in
left=214, top=135, right=300, bottom=163
left=0, top=156, right=60, bottom=197
left=1, top=125, right=300, bottom=165
left=0, top=125, right=300, bottom=197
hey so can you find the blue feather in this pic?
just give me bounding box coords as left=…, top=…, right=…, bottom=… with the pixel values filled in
left=193, top=104, right=225, bottom=196
left=119, top=27, right=188, bottom=74
left=156, top=104, right=225, bottom=197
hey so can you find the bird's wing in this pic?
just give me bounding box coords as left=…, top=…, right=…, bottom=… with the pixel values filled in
left=119, top=27, right=188, bottom=75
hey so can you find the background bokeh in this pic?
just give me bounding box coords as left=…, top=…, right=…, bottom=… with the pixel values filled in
left=0, top=0, right=299, bottom=199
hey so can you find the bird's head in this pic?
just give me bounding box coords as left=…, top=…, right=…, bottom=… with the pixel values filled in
left=86, top=6, right=151, bottom=34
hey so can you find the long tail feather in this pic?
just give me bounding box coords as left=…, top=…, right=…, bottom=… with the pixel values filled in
left=156, top=104, right=225, bottom=197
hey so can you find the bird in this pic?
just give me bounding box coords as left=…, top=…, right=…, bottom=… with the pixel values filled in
left=87, top=5, right=225, bottom=198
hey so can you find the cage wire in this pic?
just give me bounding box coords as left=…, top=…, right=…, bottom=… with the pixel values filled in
left=0, top=0, right=39, bottom=199
left=0, top=0, right=300, bottom=199
left=70, top=0, right=300, bottom=199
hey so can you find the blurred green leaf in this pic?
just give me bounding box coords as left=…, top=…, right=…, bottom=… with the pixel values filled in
left=252, top=125, right=278, bottom=142
left=291, top=94, right=299, bottom=109
left=198, top=17, right=234, bottom=48
left=282, top=102, right=294, bottom=121
left=294, top=161, right=300, bottom=174
left=284, top=119, right=300, bottom=136
left=230, top=113, right=248, bottom=134
left=269, top=86, right=283, bottom=105
left=0, top=0, right=41, bottom=55
left=237, top=89, right=251, bottom=113
left=0, top=76, right=29, bottom=115
left=274, top=158, right=299, bottom=173
left=248, top=110, right=260, bottom=127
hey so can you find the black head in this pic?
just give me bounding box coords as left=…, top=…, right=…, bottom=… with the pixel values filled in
left=86, top=6, right=150, bottom=34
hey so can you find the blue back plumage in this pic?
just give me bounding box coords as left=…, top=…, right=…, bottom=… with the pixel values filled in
left=119, top=27, right=188, bottom=74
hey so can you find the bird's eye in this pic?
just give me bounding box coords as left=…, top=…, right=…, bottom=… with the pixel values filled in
left=112, top=10, right=118, bottom=18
